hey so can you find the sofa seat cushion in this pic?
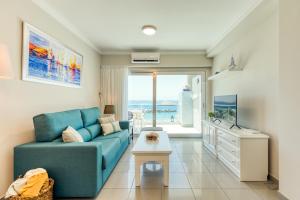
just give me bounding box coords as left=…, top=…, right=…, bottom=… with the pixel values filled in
left=92, top=130, right=129, bottom=145
left=52, top=137, right=63, bottom=143
left=93, top=139, right=120, bottom=169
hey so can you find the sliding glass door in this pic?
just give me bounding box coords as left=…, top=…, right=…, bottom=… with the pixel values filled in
left=156, top=75, right=187, bottom=126
left=128, top=75, right=153, bottom=133
left=128, top=71, right=205, bottom=135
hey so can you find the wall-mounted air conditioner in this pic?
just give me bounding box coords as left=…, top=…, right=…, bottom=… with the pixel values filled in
left=131, top=52, right=160, bottom=64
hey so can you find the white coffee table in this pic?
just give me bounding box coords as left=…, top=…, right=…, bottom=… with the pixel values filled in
left=131, top=131, right=172, bottom=187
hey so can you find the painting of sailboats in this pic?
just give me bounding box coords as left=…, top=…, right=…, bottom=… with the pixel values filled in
left=22, top=23, right=82, bottom=87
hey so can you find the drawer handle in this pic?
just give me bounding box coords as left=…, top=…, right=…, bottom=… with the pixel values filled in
left=231, top=160, right=235, bottom=164
left=231, top=150, right=235, bottom=153
left=231, top=140, right=236, bottom=143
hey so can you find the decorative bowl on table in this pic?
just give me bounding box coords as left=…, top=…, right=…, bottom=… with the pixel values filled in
left=145, top=132, right=159, bottom=142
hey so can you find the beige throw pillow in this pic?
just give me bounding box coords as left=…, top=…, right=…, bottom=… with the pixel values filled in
left=99, top=115, right=115, bottom=124
left=62, top=126, right=84, bottom=142
left=101, top=121, right=121, bottom=135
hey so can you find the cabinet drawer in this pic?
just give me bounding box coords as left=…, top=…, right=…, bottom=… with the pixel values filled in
left=218, top=130, right=240, bottom=147
left=218, top=137, right=240, bottom=158
left=218, top=146, right=239, bottom=169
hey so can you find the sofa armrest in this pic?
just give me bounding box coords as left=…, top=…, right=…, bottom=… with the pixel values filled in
left=14, top=142, right=102, bottom=198
left=119, top=120, right=129, bottom=130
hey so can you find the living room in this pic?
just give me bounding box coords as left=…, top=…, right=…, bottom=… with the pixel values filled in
left=0, top=0, right=299, bottom=200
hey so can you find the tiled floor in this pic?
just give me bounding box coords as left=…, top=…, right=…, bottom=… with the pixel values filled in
left=77, top=138, right=281, bottom=200
left=159, top=125, right=201, bottom=135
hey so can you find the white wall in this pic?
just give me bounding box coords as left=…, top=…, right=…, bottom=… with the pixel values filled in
left=278, top=0, right=300, bottom=199
left=0, top=0, right=101, bottom=195
left=210, top=0, right=279, bottom=179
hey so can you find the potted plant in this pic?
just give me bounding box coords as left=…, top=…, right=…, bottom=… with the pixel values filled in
left=208, top=112, right=215, bottom=121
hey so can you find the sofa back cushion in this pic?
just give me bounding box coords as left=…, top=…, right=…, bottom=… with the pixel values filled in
left=33, top=109, right=84, bottom=142
left=81, top=107, right=100, bottom=127
left=81, top=107, right=101, bottom=139
left=77, top=128, right=92, bottom=142
left=86, top=124, right=101, bottom=138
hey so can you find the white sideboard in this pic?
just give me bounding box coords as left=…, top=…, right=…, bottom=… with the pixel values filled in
left=202, top=120, right=269, bottom=181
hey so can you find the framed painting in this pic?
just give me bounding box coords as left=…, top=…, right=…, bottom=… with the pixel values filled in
left=22, top=23, right=83, bottom=88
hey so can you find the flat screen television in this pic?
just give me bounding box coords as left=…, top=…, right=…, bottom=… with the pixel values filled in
left=214, top=95, right=238, bottom=126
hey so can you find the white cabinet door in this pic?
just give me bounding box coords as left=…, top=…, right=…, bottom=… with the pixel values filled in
left=203, top=122, right=210, bottom=144
left=209, top=126, right=216, bottom=146
left=208, top=126, right=217, bottom=154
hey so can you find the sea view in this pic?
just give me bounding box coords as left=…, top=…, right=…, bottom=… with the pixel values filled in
left=128, top=100, right=179, bottom=123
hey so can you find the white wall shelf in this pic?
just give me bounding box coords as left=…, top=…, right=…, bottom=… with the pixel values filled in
left=208, top=67, right=243, bottom=81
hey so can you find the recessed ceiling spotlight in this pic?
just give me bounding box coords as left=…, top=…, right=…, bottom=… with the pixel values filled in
left=142, top=25, right=157, bottom=36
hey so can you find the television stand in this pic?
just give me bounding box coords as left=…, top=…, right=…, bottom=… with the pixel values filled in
left=229, top=124, right=241, bottom=129
left=202, top=120, right=269, bottom=181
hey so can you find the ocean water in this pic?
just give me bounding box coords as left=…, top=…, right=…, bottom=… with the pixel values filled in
left=128, top=101, right=178, bottom=122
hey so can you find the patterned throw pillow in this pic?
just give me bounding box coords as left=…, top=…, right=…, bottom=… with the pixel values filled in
left=62, top=126, right=84, bottom=142
left=98, top=115, right=115, bottom=124
left=101, top=121, right=121, bottom=135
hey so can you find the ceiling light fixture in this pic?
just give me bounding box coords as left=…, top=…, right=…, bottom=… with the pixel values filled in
left=142, top=25, right=157, bottom=36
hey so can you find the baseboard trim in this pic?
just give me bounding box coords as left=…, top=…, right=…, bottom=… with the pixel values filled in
left=268, top=174, right=279, bottom=184
left=278, top=192, right=289, bottom=200
left=267, top=175, right=289, bottom=199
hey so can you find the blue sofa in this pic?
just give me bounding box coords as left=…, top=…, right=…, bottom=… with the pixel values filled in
left=14, top=107, right=130, bottom=198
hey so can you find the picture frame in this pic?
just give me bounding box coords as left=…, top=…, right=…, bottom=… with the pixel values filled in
left=22, top=23, right=83, bottom=88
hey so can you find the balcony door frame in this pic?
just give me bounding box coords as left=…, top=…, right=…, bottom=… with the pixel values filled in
left=129, top=67, right=207, bottom=131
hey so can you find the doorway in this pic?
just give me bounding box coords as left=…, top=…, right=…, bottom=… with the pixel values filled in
left=128, top=70, right=206, bottom=136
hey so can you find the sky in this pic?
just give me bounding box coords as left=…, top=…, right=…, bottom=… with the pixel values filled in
left=128, top=75, right=188, bottom=101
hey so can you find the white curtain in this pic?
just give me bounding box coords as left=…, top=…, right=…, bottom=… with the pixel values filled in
left=100, top=65, right=128, bottom=120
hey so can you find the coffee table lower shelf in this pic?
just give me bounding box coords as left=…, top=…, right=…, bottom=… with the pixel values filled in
left=133, top=154, right=170, bottom=187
